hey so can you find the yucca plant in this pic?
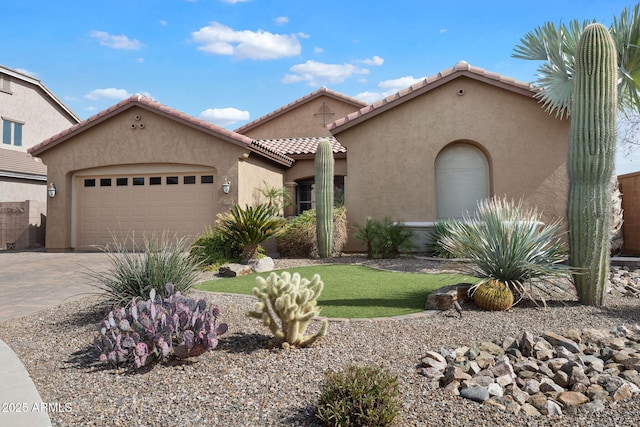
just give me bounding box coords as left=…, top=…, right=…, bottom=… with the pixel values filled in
left=216, top=203, right=285, bottom=262
left=439, top=197, right=572, bottom=308
left=87, top=233, right=202, bottom=307
left=429, top=219, right=463, bottom=258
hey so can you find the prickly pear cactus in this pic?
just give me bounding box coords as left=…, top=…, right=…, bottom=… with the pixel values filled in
left=568, top=23, right=618, bottom=306
left=315, top=139, right=334, bottom=258
left=471, top=279, right=514, bottom=311
left=247, top=271, right=328, bottom=348
left=94, top=283, right=228, bottom=369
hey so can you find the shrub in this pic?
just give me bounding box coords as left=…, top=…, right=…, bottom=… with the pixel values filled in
left=87, top=234, right=201, bottom=306
left=189, top=226, right=243, bottom=268
left=439, top=197, right=572, bottom=307
left=246, top=271, right=328, bottom=349
left=317, top=365, right=400, bottom=427
left=353, top=216, right=415, bottom=258
left=94, top=283, right=228, bottom=369
left=276, top=207, right=347, bottom=258
left=428, top=219, right=461, bottom=258
left=216, top=203, right=286, bottom=262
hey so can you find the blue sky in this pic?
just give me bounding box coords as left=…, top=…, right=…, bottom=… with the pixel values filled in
left=3, top=0, right=640, bottom=173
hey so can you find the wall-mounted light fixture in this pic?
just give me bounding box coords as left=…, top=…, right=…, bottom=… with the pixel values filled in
left=47, top=183, right=57, bottom=198
left=222, top=177, right=231, bottom=194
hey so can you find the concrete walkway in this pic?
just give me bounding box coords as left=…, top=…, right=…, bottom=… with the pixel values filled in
left=0, top=250, right=111, bottom=426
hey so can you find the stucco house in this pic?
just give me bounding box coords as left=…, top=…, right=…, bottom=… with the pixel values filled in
left=0, top=64, right=79, bottom=249
left=29, top=62, right=570, bottom=252
left=329, top=61, right=570, bottom=251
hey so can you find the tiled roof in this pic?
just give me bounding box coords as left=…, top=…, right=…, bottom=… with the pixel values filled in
left=0, top=64, right=80, bottom=123
left=328, top=61, right=538, bottom=133
left=0, top=147, right=47, bottom=178
left=28, top=95, right=294, bottom=166
left=254, top=136, right=345, bottom=156
left=235, top=87, right=367, bottom=134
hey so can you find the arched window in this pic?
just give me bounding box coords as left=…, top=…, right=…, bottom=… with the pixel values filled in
left=435, top=143, right=489, bottom=219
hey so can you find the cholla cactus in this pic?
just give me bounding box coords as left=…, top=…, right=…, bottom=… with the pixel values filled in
left=94, top=283, right=228, bottom=369
left=247, top=271, right=328, bottom=349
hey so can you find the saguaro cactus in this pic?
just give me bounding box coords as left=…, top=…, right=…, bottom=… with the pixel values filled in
left=568, top=23, right=618, bottom=306
left=315, top=139, right=334, bottom=258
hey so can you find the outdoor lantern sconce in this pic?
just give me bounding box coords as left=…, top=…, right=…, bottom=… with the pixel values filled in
left=47, top=183, right=57, bottom=198
left=222, top=178, right=231, bottom=194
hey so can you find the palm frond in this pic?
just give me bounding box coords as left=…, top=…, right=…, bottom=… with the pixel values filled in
left=611, top=4, right=640, bottom=115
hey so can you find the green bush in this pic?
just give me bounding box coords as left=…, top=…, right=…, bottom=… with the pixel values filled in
left=354, top=217, right=415, bottom=258
left=87, top=234, right=201, bottom=306
left=317, top=365, right=400, bottom=427
left=439, top=197, right=572, bottom=306
left=276, top=207, right=347, bottom=258
left=428, top=219, right=461, bottom=258
left=189, top=226, right=243, bottom=268
left=216, top=203, right=285, bottom=262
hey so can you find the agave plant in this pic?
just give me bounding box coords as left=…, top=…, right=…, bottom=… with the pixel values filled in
left=439, top=197, right=572, bottom=308
left=216, top=203, right=285, bottom=262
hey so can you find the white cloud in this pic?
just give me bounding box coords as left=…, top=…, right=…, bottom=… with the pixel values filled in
left=200, top=107, right=250, bottom=126
left=191, top=22, right=301, bottom=60
left=359, top=56, right=384, bottom=66
left=84, top=88, right=132, bottom=101
left=440, top=29, right=448, bottom=34
left=314, top=47, right=323, bottom=54
left=354, top=75, right=427, bottom=104
left=90, top=31, right=145, bottom=50
left=354, top=91, right=383, bottom=104
left=283, top=60, right=369, bottom=86
left=274, top=16, right=288, bottom=25
left=160, top=20, right=168, bottom=27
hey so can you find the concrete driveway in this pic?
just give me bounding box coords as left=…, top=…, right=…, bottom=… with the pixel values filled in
left=0, top=250, right=112, bottom=322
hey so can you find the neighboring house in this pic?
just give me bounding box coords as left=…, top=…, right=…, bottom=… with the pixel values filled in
left=0, top=64, right=79, bottom=249
left=328, top=61, right=570, bottom=251
left=235, top=87, right=366, bottom=216
left=29, top=62, right=570, bottom=253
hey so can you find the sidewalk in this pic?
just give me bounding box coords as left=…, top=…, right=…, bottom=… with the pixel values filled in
left=0, top=250, right=111, bottom=426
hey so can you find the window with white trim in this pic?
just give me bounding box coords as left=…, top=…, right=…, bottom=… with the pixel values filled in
left=2, top=118, right=23, bottom=147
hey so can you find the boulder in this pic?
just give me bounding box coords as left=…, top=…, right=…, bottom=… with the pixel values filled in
left=218, top=263, right=252, bottom=277
left=425, top=283, right=472, bottom=310
left=251, top=256, right=275, bottom=273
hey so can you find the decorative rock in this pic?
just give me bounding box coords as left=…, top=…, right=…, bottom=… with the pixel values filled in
left=539, top=378, right=564, bottom=393
left=521, top=403, right=542, bottom=417
left=218, top=263, right=252, bottom=277
left=611, top=382, right=634, bottom=401
left=514, top=359, right=539, bottom=373
left=487, top=382, right=503, bottom=397
left=558, top=391, right=589, bottom=407
left=580, top=400, right=606, bottom=414
left=419, top=367, right=444, bottom=380
left=522, top=379, right=540, bottom=395
left=529, top=393, right=548, bottom=410
left=505, top=384, right=529, bottom=405
left=441, top=366, right=472, bottom=386
left=472, top=375, right=494, bottom=387
left=425, top=283, right=472, bottom=310
left=421, top=351, right=448, bottom=371
left=250, top=257, right=274, bottom=273
left=553, top=371, right=569, bottom=388
left=490, top=355, right=515, bottom=378
left=541, top=400, right=563, bottom=416
left=479, top=341, right=504, bottom=356
left=460, top=386, right=490, bottom=402
left=547, top=358, right=570, bottom=373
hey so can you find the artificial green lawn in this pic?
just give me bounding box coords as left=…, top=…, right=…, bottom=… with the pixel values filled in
left=196, top=264, right=475, bottom=319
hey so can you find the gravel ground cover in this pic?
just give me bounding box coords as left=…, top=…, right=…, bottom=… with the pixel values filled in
left=1, top=255, right=639, bottom=426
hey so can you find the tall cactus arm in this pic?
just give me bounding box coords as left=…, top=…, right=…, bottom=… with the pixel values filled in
left=315, top=139, right=335, bottom=258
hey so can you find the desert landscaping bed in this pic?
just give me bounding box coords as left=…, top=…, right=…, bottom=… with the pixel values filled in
left=1, top=256, right=639, bottom=426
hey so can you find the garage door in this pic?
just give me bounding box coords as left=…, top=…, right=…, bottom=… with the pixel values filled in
left=75, top=169, right=217, bottom=249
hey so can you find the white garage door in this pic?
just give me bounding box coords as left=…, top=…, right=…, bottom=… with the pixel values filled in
left=75, top=168, right=217, bottom=249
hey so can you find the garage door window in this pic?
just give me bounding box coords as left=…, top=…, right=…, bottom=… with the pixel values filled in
left=201, top=175, right=214, bottom=184
left=100, top=178, right=112, bottom=187
left=117, top=178, right=128, bottom=186
left=184, top=176, right=196, bottom=184
left=167, top=176, right=179, bottom=185
left=133, top=177, right=144, bottom=186
left=84, top=179, right=96, bottom=187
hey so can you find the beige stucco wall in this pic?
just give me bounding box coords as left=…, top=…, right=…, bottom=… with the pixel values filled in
left=0, top=77, right=77, bottom=150
left=242, top=96, right=362, bottom=139
left=238, top=157, right=286, bottom=207
left=0, top=178, right=47, bottom=202
left=35, top=106, right=283, bottom=251
left=335, top=76, right=570, bottom=252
